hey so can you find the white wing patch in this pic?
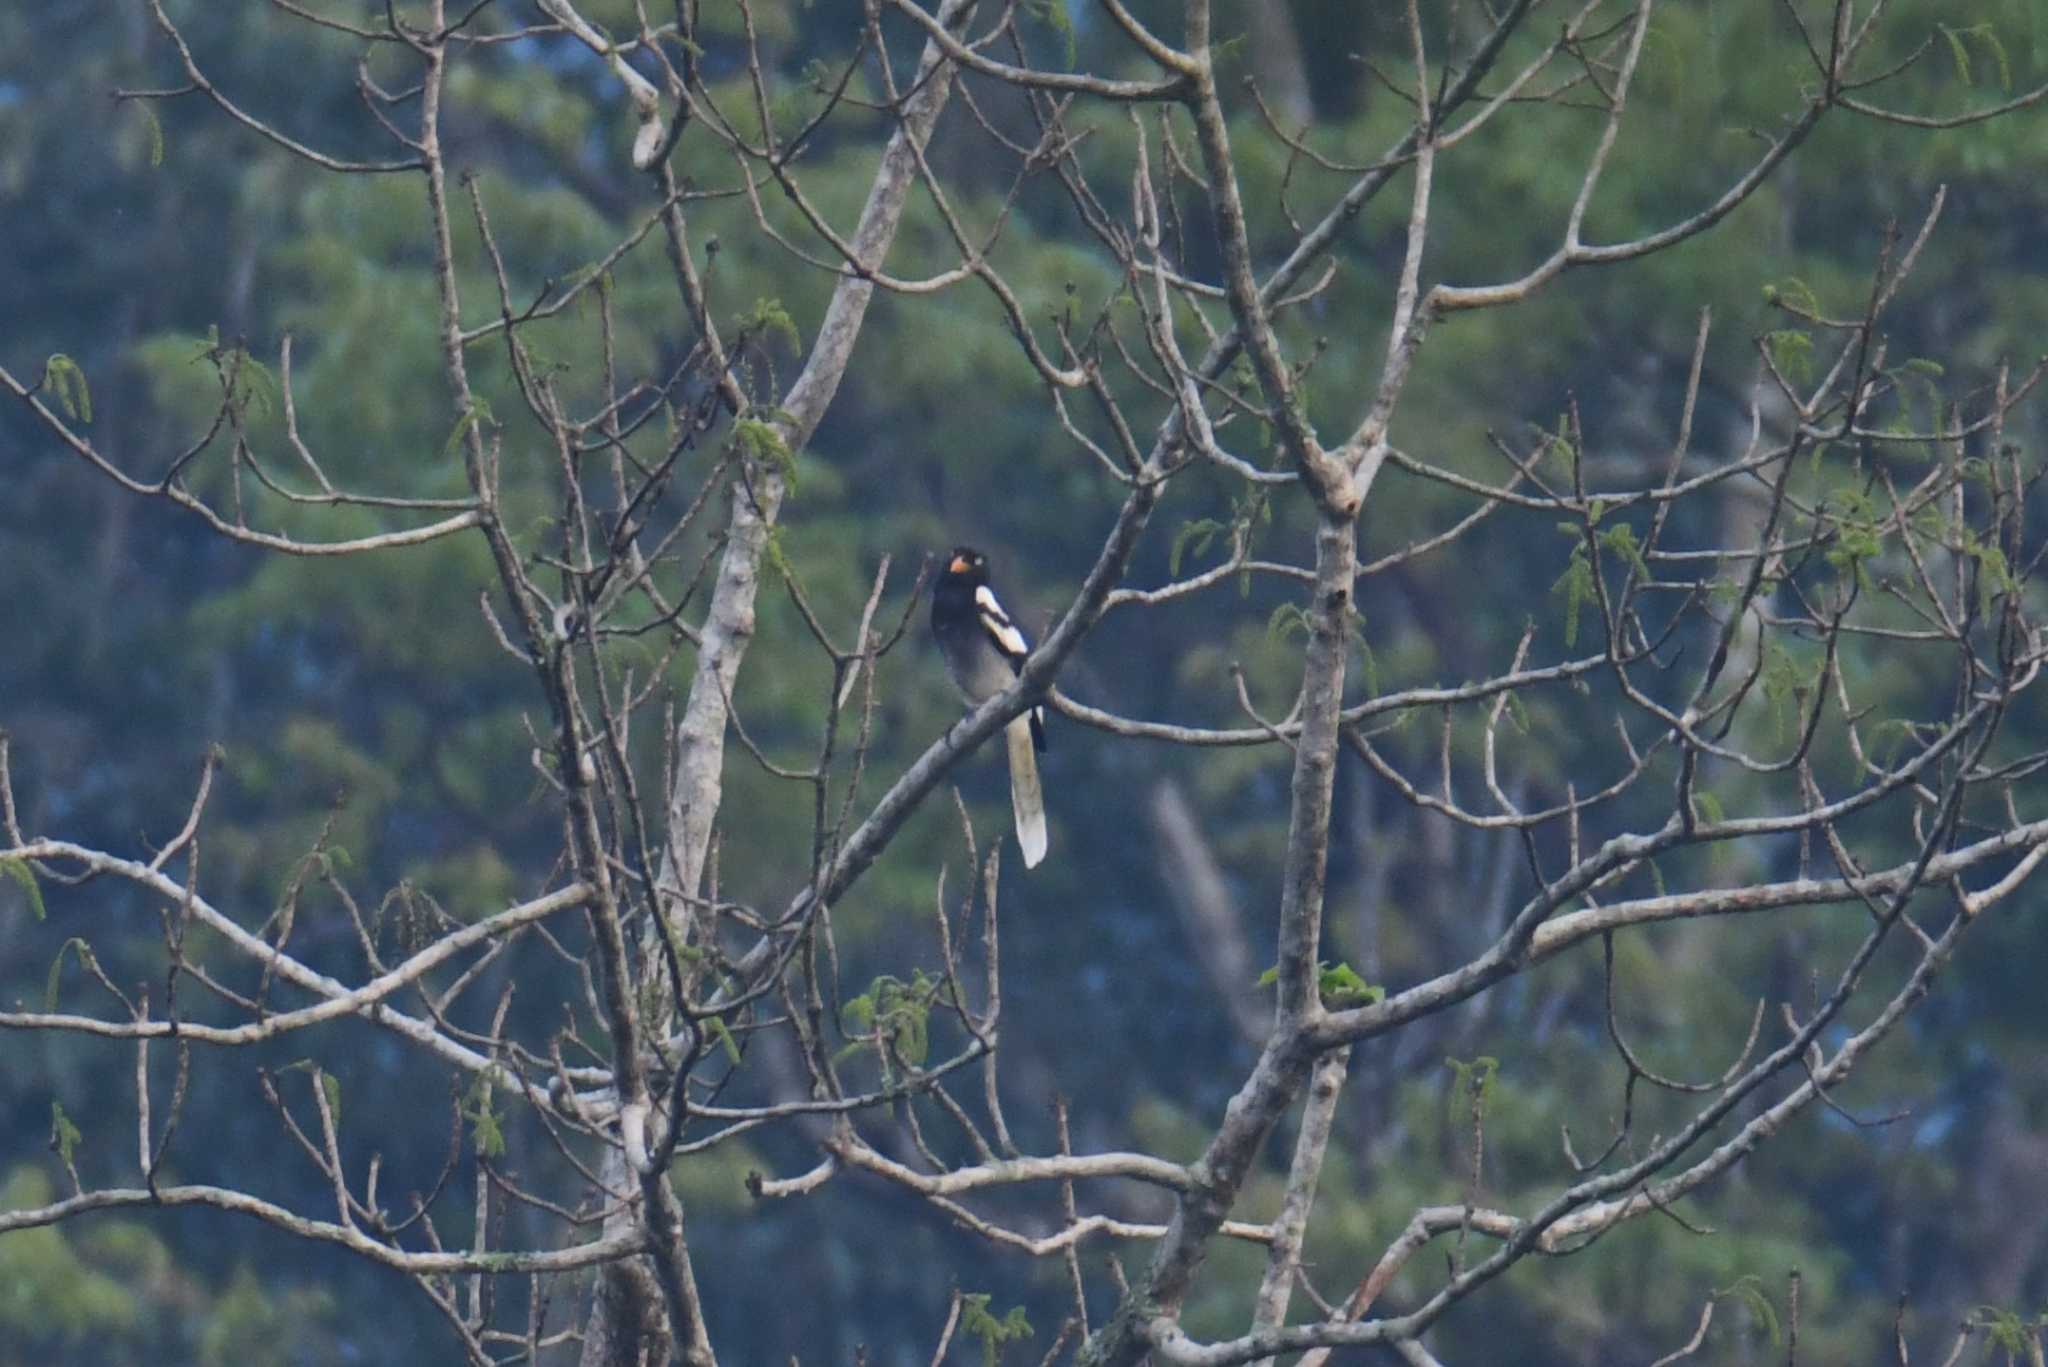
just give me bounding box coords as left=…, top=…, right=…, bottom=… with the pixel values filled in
left=974, top=584, right=1031, bottom=659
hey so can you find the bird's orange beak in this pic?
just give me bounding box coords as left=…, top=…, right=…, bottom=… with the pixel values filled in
left=949, top=553, right=972, bottom=574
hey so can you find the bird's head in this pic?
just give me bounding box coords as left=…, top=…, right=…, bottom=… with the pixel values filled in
left=944, top=545, right=988, bottom=580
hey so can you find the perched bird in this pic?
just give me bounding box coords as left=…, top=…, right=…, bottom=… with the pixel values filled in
left=931, top=545, right=1048, bottom=869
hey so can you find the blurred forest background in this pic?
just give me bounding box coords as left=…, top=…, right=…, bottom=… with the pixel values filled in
left=6, top=1, right=2048, bottom=1362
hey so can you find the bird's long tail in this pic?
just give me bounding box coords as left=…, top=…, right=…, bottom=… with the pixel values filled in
left=1005, top=715, right=1048, bottom=869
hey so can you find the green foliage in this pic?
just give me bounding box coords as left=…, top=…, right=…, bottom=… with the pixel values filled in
left=761, top=524, right=797, bottom=588
left=1174, top=489, right=1275, bottom=592
left=1170, top=517, right=1229, bottom=577
left=50, top=1101, right=82, bottom=1168
left=41, top=353, right=92, bottom=424
left=193, top=326, right=281, bottom=422
left=1350, top=610, right=1380, bottom=698
left=1760, top=642, right=1819, bottom=742
left=1975, top=1305, right=2047, bottom=1365
left=1256, top=960, right=1384, bottom=1007
left=1957, top=526, right=2018, bottom=617
left=1888, top=356, right=1948, bottom=437
left=45, top=937, right=97, bottom=1010
left=1, top=855, right=46, bottom=920
left=1022, top=0, right=1077, bottom=68
left=1939, top=23, right=2012, bottom=90
left=133, top=101, right=165, bottom=168
left=733, top=413, right=798, bottom=491
left=704, top=1012, right=741, bottom=1065
left=1544, top=415, right=1577, bottom=473
left=461, top=1073, right=505, bottom=1158
left=1444, top=1055, right=1500, bottom=1114
left=278, top=1060, right=343, bottom=1125
left=1552, top=540, right=1595, bottom=649
left=1764, top=329, right=1814, bottom=386
left=1266, top=601, right=1310, bottom=643
left=734, top=296, right=800, bottom=352
left=1761, top=275, right=1820, bottom=316
left=1716, top=1275, right=1782, bottom=1345
left=841, top=969, right=941, bottom=1069
left=130, top=327, right=282, bottom=438
left=1822, top=487, right=1885, bottom=590
left=443, top=398, right=494, bottom=460
left=1317, top=961, right=1382, bottom=1005
left=231, top=350, right=280, bottom=421
left=1597, top=521, right=1648, bottom=580
left=958, top=1292, right=1033, bottom=1367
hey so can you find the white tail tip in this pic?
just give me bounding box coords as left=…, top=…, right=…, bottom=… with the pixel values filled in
left=1005, top=717, right=1048, bottom=869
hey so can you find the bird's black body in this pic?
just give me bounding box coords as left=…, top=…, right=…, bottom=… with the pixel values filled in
left=932, top=545, right=1050, bottom=868
left=931, top=547, right=1047, bottom=751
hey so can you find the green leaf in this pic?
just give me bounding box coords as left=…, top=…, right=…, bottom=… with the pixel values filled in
left=42, top=354, right=93, bottom=424
left=1824, top=519, right=1881, bottom=589
left=1551, top=545, right=1593, bottom=649
left=705, top=1013, right=741, bottom=1065
left=45, top=937, right=95, bottom=1010
left=1938, top=24, right=2010, bottom=90
left=1444, top=1055, right=1500, bottom=1111
left=1023, top=0, right=1077, bottom=67
left=1868, top=717, right=1918, bottom=769
left=1960, top=531, right=2017, bottom=618
left=1267, top=602, right=1310, bottom=643
left=959, top=1292, right=1033, bottom=1367
left=1545, top=413, right=1576, bottom=470
left=1764, top=329, right=1814, bottom=386
left=1597, top=522, right=1648, bottom=579
left=50, top=1101, right=83, bottom=1167
left=1760, top=642, right=1814, bottom=743
left=1, top=855, right=46, bottom=921
left=444, top=399, right=495, bottom=460
left=734, top=296, right=800, bottom=352
left=842, top=991, right=876, bottom=1031
left=1979, top=27, right=2013, bottom=90
left=1762, top=275, right=1819, bottom=316
left=462, top=1073, right=506, bottom=1158
left=136, top=101, right=165, bottom=167
left=1355, top=634, right=1379, bottom=699
left=1716, top=1275, right=1781, bottom=1344
left=229, top=351, right=280, bottom=421
left=1169, top=517, right=1226, bottom=577
left=277, top=1060, right=340, bottom=1125
left=762, top=525, right=796, bottom=587
left=1975, top=1305, right=2048, bottom=1362
left=1940, top=23, right=1973, bottom=85
left=1317, top=961, right=1384, bottom=1006
left=733, top=415, right=798, bottom=491
left=1256, top=960, right=1384, bottom=1007
left=840, top=971, right=940, bottom=1069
